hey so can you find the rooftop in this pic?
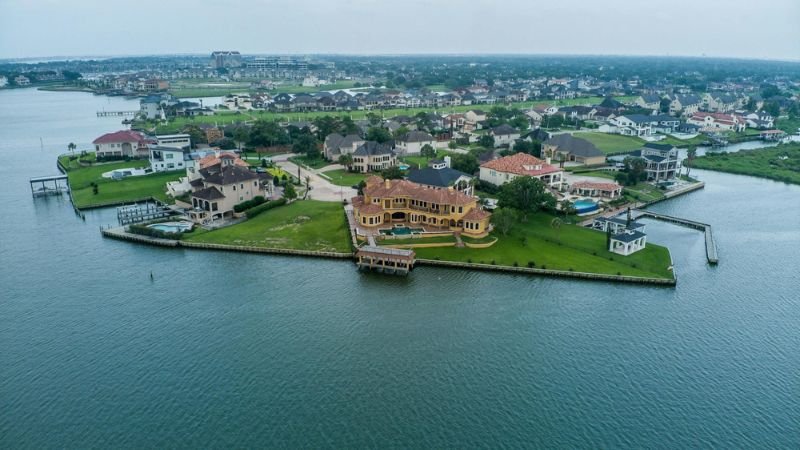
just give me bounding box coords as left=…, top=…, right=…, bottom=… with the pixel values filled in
left=480, top=152, right=562, bottom=177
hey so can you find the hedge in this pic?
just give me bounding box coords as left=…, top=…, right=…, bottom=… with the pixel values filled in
left=233, top=195, right=266, bottom=213
left=245, top=198, right=287, bottom=218
left=128, top=224, right=183, bottom=240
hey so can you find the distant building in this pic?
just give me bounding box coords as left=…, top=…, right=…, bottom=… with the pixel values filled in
left=570, top=181, right=623, bottom=199
left=395, top=131, right=435, bottom=155
left=156, top=134, right=191, bottom=149
left=489, top=124, right=521, bottom=147
left=687, top=112, right=745, bottom=132
left=323, top=133, right=365, bottom=160
left=210, top=51, right=243, bottom=69
left=542, top=134, right=606, bottom=166
left=14, top=75, right=30, bottom=86
left=0, top=76, right=7, bottom=87
left=406, top=158, right=475, bottom=196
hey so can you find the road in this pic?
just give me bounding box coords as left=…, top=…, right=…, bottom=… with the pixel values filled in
left=271, top=154, right=358, bottom=202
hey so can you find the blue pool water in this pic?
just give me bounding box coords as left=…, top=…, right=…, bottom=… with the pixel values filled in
left=573, top=199, right=599, bottom=214
left=147, top=222, right=193, bottom=233
left=379, top=226, right=425, bottom=235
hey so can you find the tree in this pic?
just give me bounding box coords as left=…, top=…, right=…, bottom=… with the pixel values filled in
left=420, top=144, right=436, bottom=159
left=283, top=182, right=297, bottom=202
left=551, top=217, right=563, bottom=243
left=67, top=142, right=76, bottom=156
left=292, top=133, right=319, bottom=159
left=182, top=125, right=206, bottom=149
left=659, top=97, right=671, bottom=114
left=232, top=126, right=250, bottom=151
left=512, top=139, right=542, bottom=157
left=365, top=112, right=382, bottom=126
left=313, top=116, right=341, bottom=140
left=338, top=154, right=353, bottom=169
left=448, top=141, right=458, bottom=150
left=497, top=176, right=555, bottom=221
left=560, top=199, right=576, bottom=218
left=249, top=120, right=290, bottom=147
left=491, top=208, right=518, bottom=236
left=303, top=176, right=312, bottom=199
left=478, top=134, right=495, bottom=149
left=449, top=153, right=479, bottom=175
left=685, top=148, right=697, bottom=178
left=366, top=127, right=392, bottom=144
left=341, top=117, right=360, bottom=135
left=381, top=166, right=404, bottom=180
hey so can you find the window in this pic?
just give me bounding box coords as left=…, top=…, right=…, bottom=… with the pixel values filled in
left=166, top=153, right=174, bottom=159
left=233, top=185, right=236, bottom=191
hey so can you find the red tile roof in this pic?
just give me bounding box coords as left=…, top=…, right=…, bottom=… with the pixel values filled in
left=93, top=130, right=149, bottom=145
left=571, top=181, right=622, bottom=191
left=198, top=152, right=249, bottom=169
left=480, top=152, right=562, bottom=177
left=461, top=208, right=490, bottom=221
left=363, top=177, right=475, bottom=206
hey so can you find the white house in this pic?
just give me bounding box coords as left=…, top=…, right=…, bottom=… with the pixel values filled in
left=611, top=115, right=653, bottom=137
left=149, top=146, right=186, bottom=172
left=93, top=130, right=152, bottom=158
left=0, top=76, right=8, bottom=87
left=156, top=134, right=191, bottom=149
left=395, top=131, right=435, bottom=155
left=489, top=124, right=521, bottom=147
left=687, top=112, right=745, bottom=132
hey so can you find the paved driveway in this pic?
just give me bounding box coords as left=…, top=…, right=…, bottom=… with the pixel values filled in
left=272, top=154, right=357, bottom=202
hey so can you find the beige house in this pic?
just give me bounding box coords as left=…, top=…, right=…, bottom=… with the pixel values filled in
left=542, top=134, right=606, bottom=166
left=92, top=130, right=152, bottom=158
left=189, top=160, right=268, bottom=223
left=351, top=142, right=397, bottom=173
left=395, top=131, right=435, bottom=155
left=479, top=152, right=563, bottom=187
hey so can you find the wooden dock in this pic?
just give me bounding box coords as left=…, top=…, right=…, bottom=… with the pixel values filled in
left=96, top=110, right=138, bottom=117
left=355, top=246, right=415, bottom=275
left=632, top=210, right=718, bottom=264
left=117, top=201, right=174, bottom=225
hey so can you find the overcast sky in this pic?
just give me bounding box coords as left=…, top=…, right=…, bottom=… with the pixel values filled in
left=1, top=0, right=798, bottom=60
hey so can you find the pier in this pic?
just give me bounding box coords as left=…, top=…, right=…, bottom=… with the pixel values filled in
left=117, top=201, right=174, bottom=225
left=355, top=246, right=415, bottom=275
left=96, top=110, right=138, bottom=117
left=30, top=174, right=69, bottom=197
left=631, top=210, right=718, bottom=264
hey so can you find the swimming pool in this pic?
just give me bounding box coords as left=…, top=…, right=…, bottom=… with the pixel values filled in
left=379, top=226, right=425, bottom=236
left=398, top=164, right=410, bottom=171
left=147, top=221, right=194, bottom=233
left=573, top=199, right=599, bottom=214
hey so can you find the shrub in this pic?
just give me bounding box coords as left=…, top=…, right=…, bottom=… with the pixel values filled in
left=513, top=261, right=518, bottom=267
left=527, top=261, right=535, bottom=268
left=541, top=265, right=547, bottom=270
left=128, top=224, right=182, bottom=240
left=467, top=258, right=472, bottom=263
left=490, top=259, right=496, bottom=265
left=233, top=196, right=266, bottom=213
left=245, top=198, right=287, bottom=218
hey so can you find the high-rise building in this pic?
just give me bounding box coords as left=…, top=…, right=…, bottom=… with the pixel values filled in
left=210, top=51, right=243, bottom=69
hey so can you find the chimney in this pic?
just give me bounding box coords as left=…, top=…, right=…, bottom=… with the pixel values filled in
left=384, top=178, right=391, bottom=189
left=545, top=157, right=551, bottom=165
left=444, top=155, right=451, bottom=168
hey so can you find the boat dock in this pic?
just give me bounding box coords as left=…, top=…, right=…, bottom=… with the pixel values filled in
left=96, top=110, right=138, bottom=117
left=355, top=246, right=415, bottom=275
left=117, top=201, right=175, bottom=225
left=632, top=210, right=718, bottom=264
left=30, top=174, right=69, bottom=197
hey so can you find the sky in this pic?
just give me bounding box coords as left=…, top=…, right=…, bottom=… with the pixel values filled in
left=1, top=0, right=798, bottom=61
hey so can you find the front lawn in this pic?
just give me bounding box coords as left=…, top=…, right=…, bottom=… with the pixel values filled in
left=71, top=170, right=183, bottom=208
left=289, top=155, right=330, bottom=170
left=400, top=150, right=453, bottom=170
left=184, top=200, right=352, bottom=253
left=413, top=213, right=673, bottom=280
left=573, top=132, right=646, bottom=155
left=623, top=183, right=666, bottom=203
left=321, top=169, right=367, bottom=187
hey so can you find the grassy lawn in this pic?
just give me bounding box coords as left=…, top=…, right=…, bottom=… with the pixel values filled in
left=184, top=200, right=351, bottom=252
left=267, top=167, right=290, bottom=179
left=624, top=183, right=666, bottom=203
left=571, top=170, right=616, bottom=179
left=378, top=235, right=457, bottom=246
left=413, top=213, right=673, bottom=279
left=400, top=150, right=453, bottom=170
left=321, top=169, right=366, bottom=187
left=573, top=132, right=646, bottom=154
left=289, top=155, right=330, bottom=170
left=58, top=153, right=182, bottom=207
left=691, top=143, right=800, bottom=184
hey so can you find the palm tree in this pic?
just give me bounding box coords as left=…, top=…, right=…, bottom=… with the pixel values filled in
left=685, top=148, right=697, bottom=178
left=68, top=142, right=76, bottom=156
left=550, top=217, right=562, bottom=243
left=303, top=175, right=312, bottom=200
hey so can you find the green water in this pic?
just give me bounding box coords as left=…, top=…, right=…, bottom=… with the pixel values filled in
left=1, top=89, right=798, bottom=448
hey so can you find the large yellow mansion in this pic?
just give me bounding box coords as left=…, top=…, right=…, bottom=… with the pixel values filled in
left=352, top=176, right=491, bottom=236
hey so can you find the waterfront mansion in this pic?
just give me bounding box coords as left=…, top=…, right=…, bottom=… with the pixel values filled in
left=352, top=176, right=491, bottom=236
left=479, top=152, right=564, bottom=187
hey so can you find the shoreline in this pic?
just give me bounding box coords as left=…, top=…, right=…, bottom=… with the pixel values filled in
left=100, top=225, right=675, bottom=286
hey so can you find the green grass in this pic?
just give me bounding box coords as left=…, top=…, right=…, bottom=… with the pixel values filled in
left=776, top=116, right=800, bottom=135
left=461, top=235, right=497, bottom=244
left=400, top=150, right=453, bottom=169
left=624, top=183, right=666, bottom=203
left=690, top=143, right=800, bottom=185
left=570, top=170, right=616, bottom=179
left=413, top=213, right=673, bottom=279
left=321, top=169, right=366, bottom=187
left=58, top=153, right=182, bottom=207
left=289, top=155, right=330, bottom=170
left=184, top=200, right=352, bottom=252
left=573, top=132, right=646, bottom=155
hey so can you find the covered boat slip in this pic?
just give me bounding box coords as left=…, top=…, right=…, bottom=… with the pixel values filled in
left=29, top=174, right=69, bottom=197
left=356, top=246, right=416, bottom=275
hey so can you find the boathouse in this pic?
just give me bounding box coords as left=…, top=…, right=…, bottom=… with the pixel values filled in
left=355, top=246, right=415, bottom=275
